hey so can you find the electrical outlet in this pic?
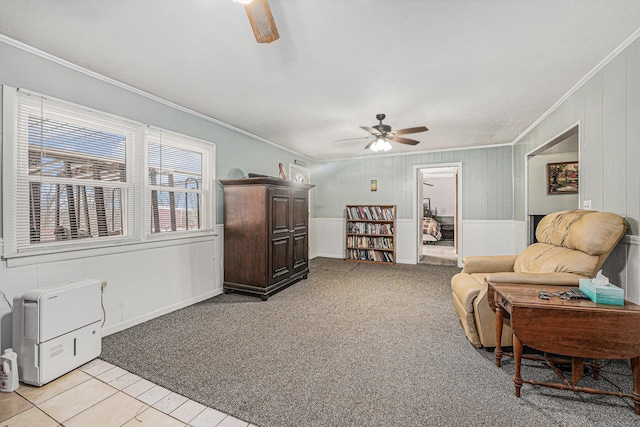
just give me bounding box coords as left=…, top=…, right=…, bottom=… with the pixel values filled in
left=583, top=200, right=592, bottom=210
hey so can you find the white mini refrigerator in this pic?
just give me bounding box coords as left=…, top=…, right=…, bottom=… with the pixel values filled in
left=13, top=279, right=102, bottom=386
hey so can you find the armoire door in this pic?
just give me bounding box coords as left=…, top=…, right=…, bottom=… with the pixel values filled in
left=269, top=188, right=293, bottom=285
left=291, top=190, right=309, bottom=274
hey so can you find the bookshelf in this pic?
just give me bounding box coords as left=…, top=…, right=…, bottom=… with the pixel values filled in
left=345, top=205, right=396, bottom=265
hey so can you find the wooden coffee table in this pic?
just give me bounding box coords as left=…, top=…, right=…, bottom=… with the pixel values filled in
left=487, top=281, right=640, bottom=414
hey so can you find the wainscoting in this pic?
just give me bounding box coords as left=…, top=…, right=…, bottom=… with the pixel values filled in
left=310, top=218, right=526, bottom=266
left=603, top=235, right=640, bottom=305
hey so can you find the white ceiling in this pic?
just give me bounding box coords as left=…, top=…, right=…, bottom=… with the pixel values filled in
left=1, top=0, right=639, bottom=161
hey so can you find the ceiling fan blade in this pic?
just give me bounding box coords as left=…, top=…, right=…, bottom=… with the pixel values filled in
left=364, top=139, right=376, bottom=150
left=389, top=136, right=420, bottom=145
left=243, top=0, right=279, bottom=43
left=334, top=136, right=371, bottom=142
left=393, top=126, right=429, bottom=135
left=360, top=126, right=382, bottom=136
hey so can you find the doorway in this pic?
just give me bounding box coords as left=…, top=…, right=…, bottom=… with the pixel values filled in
left=525, top=124, right=580, bottom=244
left=416, top=165, right=461, bottom=266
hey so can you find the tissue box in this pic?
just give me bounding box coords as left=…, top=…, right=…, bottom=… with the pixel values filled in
left=579, top=278, right=624, bottom=306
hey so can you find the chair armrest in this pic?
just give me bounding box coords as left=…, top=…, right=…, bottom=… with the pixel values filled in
left=485, top=272, right=588, bottom=286
left=461, top=255, right=517, bottom=274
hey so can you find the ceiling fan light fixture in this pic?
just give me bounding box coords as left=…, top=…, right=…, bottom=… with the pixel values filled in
left=370, top=137, right=392, bottom=153
left=360, top=114, right=427, bottom=152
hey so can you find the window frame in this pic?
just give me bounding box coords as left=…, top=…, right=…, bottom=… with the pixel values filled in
left=144, top=128, right=215, bottom=238
left=2, top=86, right=217, bottom=265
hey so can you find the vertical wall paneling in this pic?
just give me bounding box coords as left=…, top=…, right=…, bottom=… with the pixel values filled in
left=626, top=41, right=640, bottom=235
left=582, top=73, right=605, bottom=210
left=602, top=54, right=628, bottom=215
left=503, top=146, right=513, bottom=219
left=512, top=37, right=639, bottom=303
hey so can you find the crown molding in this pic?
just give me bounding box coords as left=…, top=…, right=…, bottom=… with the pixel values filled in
left=0, top=34, right=311, bottom=161
left=511, top=26, right=640, bottom=146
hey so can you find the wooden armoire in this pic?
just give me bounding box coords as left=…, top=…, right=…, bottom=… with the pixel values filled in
left=219, top=177, right=314, bottom=300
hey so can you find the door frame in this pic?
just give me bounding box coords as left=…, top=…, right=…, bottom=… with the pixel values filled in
left=413, top=162, right=463, bottom=266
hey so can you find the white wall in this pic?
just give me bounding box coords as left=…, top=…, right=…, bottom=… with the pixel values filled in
left=423, top=176, right=456, bottom=216
left=0, top=229, right=224, bottom=338
left=311, top=218, right=522, bottom=266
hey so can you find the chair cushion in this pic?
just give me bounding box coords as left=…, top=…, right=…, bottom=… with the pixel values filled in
left=536, top=210, right=628, bottom=256
left=513, top=243, right=597, bottom=276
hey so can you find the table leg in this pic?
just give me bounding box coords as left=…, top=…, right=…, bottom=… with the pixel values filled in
left=592, top=360, right=601, bottom=381
left=571, top=357, right=584, bottom=386
left=495, top=305, right=504, bottom=367
left=513, top=334, right=523, bottom=397
left=632, top=357, right=640, bottom=415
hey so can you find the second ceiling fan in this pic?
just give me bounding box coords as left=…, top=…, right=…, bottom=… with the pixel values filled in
left=361, top=114, right=428, bottom=152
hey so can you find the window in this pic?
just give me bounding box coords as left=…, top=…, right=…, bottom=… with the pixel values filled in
left=2, top=86, right=215, bottom=261
left=146, top=130, right=212, bottom=235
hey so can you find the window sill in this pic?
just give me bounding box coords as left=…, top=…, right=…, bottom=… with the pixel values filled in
left=2, top=231, right=219, bottom=268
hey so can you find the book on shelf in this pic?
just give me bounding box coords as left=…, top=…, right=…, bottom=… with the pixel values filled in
left=347, top=205, right=395, bottom=221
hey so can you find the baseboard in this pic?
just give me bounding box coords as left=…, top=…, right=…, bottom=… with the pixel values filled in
left=101, top=288, right=223, bottom=336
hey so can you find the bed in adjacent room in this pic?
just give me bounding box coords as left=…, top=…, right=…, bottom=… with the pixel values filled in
left=422, top=216, right=442, bottom=244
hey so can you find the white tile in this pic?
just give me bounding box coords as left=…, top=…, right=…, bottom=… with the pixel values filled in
left=189, top=407, right=227, bottom=427
left=121, top=406, right=185, bottom=427
left=96, top=366, right=128, bottom=383
left=79, top=359, right=104, bottom=371
left=217, top=415, right=250, bottom=427
left=108, top=372, right=142, bottom=390
left=122, top=379, right=155, bottom=398
left=37, top=378, right=117, bottom=423
left=170, top=399, right=207, bottom=424
left=152, top=391, right=188, bottom=414
left=137, top=385, right=172, bottom=406
left=84, top=361, right=116, bottom=377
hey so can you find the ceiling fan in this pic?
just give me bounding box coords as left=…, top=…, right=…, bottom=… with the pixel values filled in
left=235, top=0, right=279, bottom=43
left=360, top=114, right=428, bottom=152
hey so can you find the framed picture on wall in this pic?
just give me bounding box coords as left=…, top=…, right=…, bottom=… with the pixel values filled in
left=547, top=161, right=578, bottom=194
left=289, top=164, right=310, bottom=184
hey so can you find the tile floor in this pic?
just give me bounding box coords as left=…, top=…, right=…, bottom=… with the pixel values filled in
left=0, top=358, right=258, bottom=427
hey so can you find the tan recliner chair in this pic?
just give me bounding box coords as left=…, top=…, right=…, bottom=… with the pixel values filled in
left=451, top=210, right=628, bottom=348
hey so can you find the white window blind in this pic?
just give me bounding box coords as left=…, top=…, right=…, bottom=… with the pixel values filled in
left=3, top=86, right=215, bottom=261
left=146, top=129, right=212, bottom=235
left=7, top=89, right=140, bottom=254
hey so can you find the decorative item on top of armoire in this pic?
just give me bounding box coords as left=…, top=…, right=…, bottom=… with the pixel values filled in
left=278, top=162, right=288, bottom=180
left=220, top=177, right=315, bottom=300
left=289, top=163, right=310, bottom=184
